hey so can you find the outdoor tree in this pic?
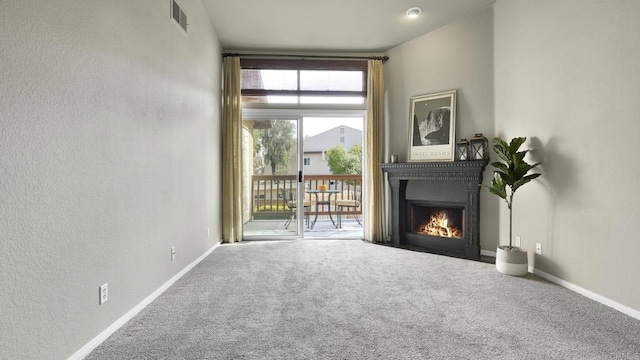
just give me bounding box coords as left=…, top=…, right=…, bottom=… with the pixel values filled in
left=326, top=144, right=362, bottom=175
left=258, top=121, right=295, bottom=175
left=252, top=129, right=266, bottom=175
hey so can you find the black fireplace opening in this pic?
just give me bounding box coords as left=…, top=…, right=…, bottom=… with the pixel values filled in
left=409, top=202, right=465, bottom=240
left=403, top=200, right=471, bottom=258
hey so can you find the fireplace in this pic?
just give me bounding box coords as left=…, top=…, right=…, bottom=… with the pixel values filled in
left=405, top=200, right=467, bottom=254
left=409, top=202, right=464, bottom=239
left=381, top=161, right=488, bottom=260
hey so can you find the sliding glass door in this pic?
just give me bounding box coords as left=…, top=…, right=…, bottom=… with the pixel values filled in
left=242, top=117, right=304, bottom=239
left=241, top=110, right=366, bottom=240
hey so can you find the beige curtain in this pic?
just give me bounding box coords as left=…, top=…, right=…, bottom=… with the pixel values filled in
left=221, top=56, right=243, bottom=243
left=364, top=59, right=387, bottom=243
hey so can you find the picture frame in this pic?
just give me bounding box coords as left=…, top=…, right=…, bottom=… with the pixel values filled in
left=408, top=90, right=457, bottom=162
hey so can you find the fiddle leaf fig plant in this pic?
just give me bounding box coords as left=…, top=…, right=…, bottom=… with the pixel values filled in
left=485, top=137, right=541, bottom=249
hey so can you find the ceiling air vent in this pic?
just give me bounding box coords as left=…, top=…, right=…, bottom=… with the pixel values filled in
left=171, top=0, right=188, bottom=33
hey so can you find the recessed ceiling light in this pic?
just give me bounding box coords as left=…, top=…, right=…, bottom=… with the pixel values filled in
left=406, top=7, right=422, bottom=18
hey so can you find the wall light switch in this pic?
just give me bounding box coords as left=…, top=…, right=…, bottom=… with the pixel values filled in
left=171, top=247, right=176, bottom=261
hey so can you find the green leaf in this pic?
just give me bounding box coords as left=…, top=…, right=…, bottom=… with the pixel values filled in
left=488, top=173, right=507, bottom=199
left=493, top=170, right=514, bottom=186
left=512, top=162, right=532, bottom=180
left=492, top=138, right=511, bottom=163
left=512, top=173, right=541, bottom=192
left=491, top=162, right=509, bottom=173
left=513, top=150, right=527, bottom=164
left=493, top=137, right=510, bottom=149
left=488, top=187, right=507, bottom=199
left=509, top=137, right=527, bottom=153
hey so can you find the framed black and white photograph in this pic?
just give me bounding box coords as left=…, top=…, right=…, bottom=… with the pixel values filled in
left=408, top=90, right=457, bottom=162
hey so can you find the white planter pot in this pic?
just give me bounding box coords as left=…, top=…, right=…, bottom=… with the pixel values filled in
left=495, top=246, right=528, bottom=276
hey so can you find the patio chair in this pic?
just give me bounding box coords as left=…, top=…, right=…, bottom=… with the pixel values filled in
left=281, top=189, right=310, bottom=229
left=336, top=189, right=362, bottom=228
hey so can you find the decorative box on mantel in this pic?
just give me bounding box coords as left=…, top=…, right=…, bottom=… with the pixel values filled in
left=380, top=161, right=488, bottom=260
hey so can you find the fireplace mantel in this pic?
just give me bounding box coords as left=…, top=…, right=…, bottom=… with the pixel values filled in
left=381, top=161, right=488, bottom=183
left=381, top=161, right=488, bottom=260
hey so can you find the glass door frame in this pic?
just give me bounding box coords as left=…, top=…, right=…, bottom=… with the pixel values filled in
left=241, top=115, right=305, bottom=240
left=243, top=107, right=367, bottom=240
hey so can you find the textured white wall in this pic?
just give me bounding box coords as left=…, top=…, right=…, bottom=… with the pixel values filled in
left=494, top=0, right=640, bottom=312
left=385, top=8, right=499, bottom=250
left=0, top=1, right=222, bottom=358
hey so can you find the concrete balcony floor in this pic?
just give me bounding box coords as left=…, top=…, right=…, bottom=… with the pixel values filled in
left=243, top=216, right=363, bottom=240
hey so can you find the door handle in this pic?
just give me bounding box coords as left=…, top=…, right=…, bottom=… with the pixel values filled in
left=298, top=171, right=303, bottom=183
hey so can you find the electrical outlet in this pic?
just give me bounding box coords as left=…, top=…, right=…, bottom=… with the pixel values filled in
left=171, top=247, right=176, bottom=261
left=515, top=236, right=521, bottom=247
left=536, top=243, right=542, bottom=255
left=99, top=283, right=108, bottom=305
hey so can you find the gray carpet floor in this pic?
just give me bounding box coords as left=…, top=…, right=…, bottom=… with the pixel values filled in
left=86, top=240, right=640, bottom=359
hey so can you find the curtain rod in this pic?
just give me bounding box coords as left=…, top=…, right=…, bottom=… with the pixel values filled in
left=222, top=53, right=389, bottom=63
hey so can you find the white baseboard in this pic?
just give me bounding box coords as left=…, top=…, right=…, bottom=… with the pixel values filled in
left=481, top=249, right=639, bottom=321
left=480, top=249, right=496, bottom=258
left=529, top=266, right=640, bottom=321
left=68, top=241, right=222, bottom=360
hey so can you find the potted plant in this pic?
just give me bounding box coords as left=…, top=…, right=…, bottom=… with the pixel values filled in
left=484, top=137, right=541, bottom=276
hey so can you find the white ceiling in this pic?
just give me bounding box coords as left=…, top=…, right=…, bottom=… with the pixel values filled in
left=201, top=0, right=497, bottom=53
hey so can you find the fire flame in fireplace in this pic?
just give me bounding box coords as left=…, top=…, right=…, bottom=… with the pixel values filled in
left=418, top=211, right=462, bottom=239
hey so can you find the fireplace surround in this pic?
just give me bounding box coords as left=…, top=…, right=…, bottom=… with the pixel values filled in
left=381, top=161, right=488, bottom=260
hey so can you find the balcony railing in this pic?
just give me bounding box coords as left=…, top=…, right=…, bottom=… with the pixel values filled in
left=251, top=174, right=362, bottom=220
